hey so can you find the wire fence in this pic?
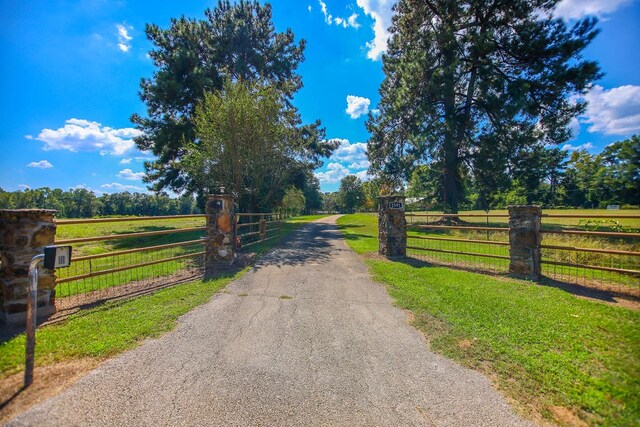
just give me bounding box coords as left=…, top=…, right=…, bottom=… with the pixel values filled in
left=405, top=211, right=640, bottom=297
left=406, top=213, right=510, bottom=274
left=540, top=214, right=639, bottom=295
left=52, top=215, right=207, bottom=316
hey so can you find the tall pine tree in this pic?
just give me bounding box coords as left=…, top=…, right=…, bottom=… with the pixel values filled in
left=367, top=0, right=601, bottom=213
left=132, top=1, right=330, bottom=195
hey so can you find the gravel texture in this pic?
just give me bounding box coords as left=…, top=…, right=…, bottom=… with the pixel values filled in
left=8, top=216, right=533, bottom=426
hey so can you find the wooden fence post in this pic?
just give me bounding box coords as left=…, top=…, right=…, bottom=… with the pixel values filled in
left=378, top=196, right=407, bottom=257
left=205, top=194, right=236, bottom=277
left=508, top=205, right=542, bottom=280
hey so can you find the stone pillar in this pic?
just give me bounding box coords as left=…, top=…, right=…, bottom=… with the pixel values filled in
left=508, top=205, right=541, bottom=280
left=378, top=196, right=407, bottom=257
left=0, top=209, right=57, bottom=327
left=205, top=194, right=236, bottom=276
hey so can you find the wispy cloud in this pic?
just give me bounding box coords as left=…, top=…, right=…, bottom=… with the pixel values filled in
left=116, top=23, right=133, bottom=52
left=27, top=160, right=53, bottom=169
left=101, top=182, right=145, bottom=192
left=562, top=142, right=594, bottom=151
left=117, top=168, right=145, bottom=180
left=346, top=95, right=371, bottom=119
left=554, top=0, right=632, bottom=19
left=318, top=0, right=360, bottom=28
left=33, top=118, right=141, bottom=155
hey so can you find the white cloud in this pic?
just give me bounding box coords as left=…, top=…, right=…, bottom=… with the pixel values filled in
left=318, top=0, right=360, bottom=28
left=120, top=158, right=132, bottom=164
left=562, top=142, right=594, bottom=151
left=348, top=160, right=370, bottom=170
left=117, top=168, right=145, bottom=180
left=315, top=162, right=352, bottom=184
left=116, top=23, right=132, bottom=52
left=354, top=170, right=371, bottom=181
left=308, top=5, right=312, bottom=12
left=330, top=139, right=368, bottom=163
left=27, top=160, right=53, bottom=169
left=101, top=182, right=145, bottom=192
left=356, top=0, right=395, bottom=60
left=554, top=0, right=632, bottom=19
left=25, top=134, right=33, bottom=140
left=581, top=85, right=640, bottom=136
left=346, top=95, right=371, bottom=118
left=347, top=13, right=360, bottom=28
left=568, top=117, right=581, bottom=140
left=18, top=184, right=30, bottom=190
left=34, top=118, right=141, bottom=155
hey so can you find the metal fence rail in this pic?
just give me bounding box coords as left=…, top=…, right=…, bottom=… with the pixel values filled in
left=405, top=220, right=510, bottom=274
left=52, top=215, right=207, bottom=310
left=539, top=213, right=639, bottom=294
left=404, top=210, right=639, bottom=296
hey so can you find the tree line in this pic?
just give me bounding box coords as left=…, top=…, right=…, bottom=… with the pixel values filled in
left=329, top=135, right=639, bottom=213
left=0, top=188, right=200, bottom=218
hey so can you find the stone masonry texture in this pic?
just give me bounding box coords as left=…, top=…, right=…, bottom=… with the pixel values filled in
left=378, top=196, right=407, bottom=257
left=508, top=205, right=542, bottom=280
left=0, top=209, right=57, bottom=326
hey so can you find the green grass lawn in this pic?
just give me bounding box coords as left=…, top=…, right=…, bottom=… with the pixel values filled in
left=0, top=214, right=326, bottom=379
left=337, top=213, right=640, bottom=426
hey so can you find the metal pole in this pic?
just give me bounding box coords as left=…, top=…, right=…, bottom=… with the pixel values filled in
left=24, top=254, right=44, bottom=387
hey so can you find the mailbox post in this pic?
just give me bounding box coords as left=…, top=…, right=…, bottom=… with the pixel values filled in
left=24, top=245, right=72, bottom=387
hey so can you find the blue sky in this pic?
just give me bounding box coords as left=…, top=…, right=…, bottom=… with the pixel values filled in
left=1, top=0, right=639, bottom=195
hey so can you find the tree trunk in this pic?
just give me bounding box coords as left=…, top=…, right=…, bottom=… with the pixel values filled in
left=441, top=22, right=459, bottom=217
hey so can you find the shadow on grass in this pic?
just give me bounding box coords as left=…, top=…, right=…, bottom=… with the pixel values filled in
left=388, top=255, right=637, bottom=306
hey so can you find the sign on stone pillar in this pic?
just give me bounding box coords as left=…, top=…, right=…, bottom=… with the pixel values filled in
left=508, top=205, right=542, bottom=280
left=0, top=209, right=57, bottom=327
left=205, top=194, right=236, bottom=277
left=378, top=196, right=407, bottom=257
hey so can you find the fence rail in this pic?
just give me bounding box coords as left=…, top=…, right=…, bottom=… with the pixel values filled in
left=403, top=209, right=639, bottom=296
left=52, top=214, right=207, bottom=310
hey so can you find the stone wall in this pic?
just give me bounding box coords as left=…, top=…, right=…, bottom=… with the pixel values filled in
left=378, top=196, right=407, bottom=257
left=508, top=205, right=542, bottom=280
left=205, top=194, right=236, bottom=276
left=0, top=209, right=57, bottom=326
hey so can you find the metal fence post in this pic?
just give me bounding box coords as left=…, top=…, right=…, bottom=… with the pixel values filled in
left=507, top=205, right=542, bottom=280
left=378, top=196, right=407, bottom=257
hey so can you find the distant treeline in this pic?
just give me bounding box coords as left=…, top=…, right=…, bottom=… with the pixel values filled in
left=0, top=188, right=200, bottom=218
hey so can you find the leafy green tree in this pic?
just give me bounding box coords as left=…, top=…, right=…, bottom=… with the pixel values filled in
left=281, top=187, right=306, bottom=216
left=599, top=135, right=640, bottom=205
left=182, top=80, right=334, bottom=211
left=337, top=175, right=365, bottom=213
left=132, top=0, right=308, bottom=194
left=322, top=192, right=339, bottom=213
left=367, top=0, right=601, bottom=213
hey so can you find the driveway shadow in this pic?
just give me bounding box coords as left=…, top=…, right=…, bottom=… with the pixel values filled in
left=253, top=222, right=345, bottom=269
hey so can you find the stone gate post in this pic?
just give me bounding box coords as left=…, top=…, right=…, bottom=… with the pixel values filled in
left=0, top=209, right=57, bottom=327
left=205, top=194, right=236, bottom=277
left=378, top=196, right=407, bottom=257
left=508, top=205, right=542, bottom=280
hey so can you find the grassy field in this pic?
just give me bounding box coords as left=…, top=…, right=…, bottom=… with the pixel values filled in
left=0, top=214, right=326, bottom=380
left=337, top=214, right=640, bottom=426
